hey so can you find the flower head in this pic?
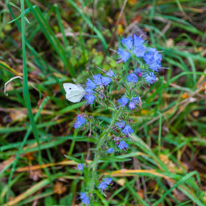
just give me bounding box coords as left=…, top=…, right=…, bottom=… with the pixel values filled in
left=102, top=76, right=111, bottom=86
left=79, top=192, right=87, bottom=199
left=133, top=33, right=145, bottom=47
left=82, top=196, right=90, bottom=204
left=116, top=121, right=125, bottom=128
left=86, top=78, right=96, bottom=89
left=118, top=97, right=129, bottom=106
left=117, top=48, right=131, bottom=63
left=144, top=48, right=162, bottom=71
left=92, top=73, right=111, bottom=87
left=104, top=178, right=112, bottom=185
left=118, top=141, right=128, bottom=150
left=128, top=97, right=140, bottom=110
left=79, top=192, right=90, bottom=204
left=126, top=73, right=138, bottom=84
left=77, top=163, right=84, bottom=171
left=98, top=182, right=108, bottom=190
left=74, top=115, right=86, bottom=129
left=129, top=101, right=135, bottom=110
left=106, top=68, right=115, bottom=77
left=84, top=94, right=95, bottom=104
left=122, top=36, right=133, bottom=50
left=106, top=148, right=114, bottom=153
left=93, top=74, right=103, bottom=85
left=85, top=88, right=94, bottom=94
left=132, top=45, right=147, bottom=58
left=122, top=125, right=134, bottom=135
left=143, top=72, right=157, bottom=84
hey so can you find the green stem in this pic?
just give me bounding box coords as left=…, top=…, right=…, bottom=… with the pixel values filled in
left=89, top=107, right=123, bottom=193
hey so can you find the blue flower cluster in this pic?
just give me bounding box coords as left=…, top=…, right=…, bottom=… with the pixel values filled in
left=118, top=97, right=140, bottom=110
left=84, top=70, right=114, bottom=105
left=74, top=115, right=86, bottom=129
left=117, top=34, right=162, bottom=70
left=98, top=177, right=112, bottom=192
left=105, top=121, right=133, bottom=152
left=64, top=31, right=163, bottom=205
left=117, top=33, right=162, bottom=85
left=79, top=192, right=90, bottom=204
left=117, top=34, right=146, bottom=62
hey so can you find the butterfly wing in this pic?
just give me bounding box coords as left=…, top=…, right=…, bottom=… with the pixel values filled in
left=66, top=90, right=85, bottom=103
left=63, top=83, right=82, bottom=94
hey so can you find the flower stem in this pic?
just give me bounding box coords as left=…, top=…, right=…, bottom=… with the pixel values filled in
left=89, top=107, right=122, bottom=193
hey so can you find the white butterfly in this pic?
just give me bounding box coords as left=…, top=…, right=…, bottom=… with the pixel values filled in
left=63, top=83, right=85, bottom=103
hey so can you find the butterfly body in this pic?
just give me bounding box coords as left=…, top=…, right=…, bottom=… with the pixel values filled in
left=63, top=83, right=85, bottom=103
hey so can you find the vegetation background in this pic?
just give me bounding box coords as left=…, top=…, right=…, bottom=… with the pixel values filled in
left=0, top=0, right=206, bottom=205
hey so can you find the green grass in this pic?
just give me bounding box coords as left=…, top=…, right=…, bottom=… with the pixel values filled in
left=0, top=0, right=206, bottom=205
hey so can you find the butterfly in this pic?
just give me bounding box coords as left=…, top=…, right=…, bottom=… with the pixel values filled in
left=63, top=83, right=85, bottom=103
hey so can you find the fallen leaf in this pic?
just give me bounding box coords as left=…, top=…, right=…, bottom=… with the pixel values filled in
left=116, top=178, right=125, bottom=186
left=24, top=152, right=35, bottom=161
left=10, top=110, right=27, bottom=121
left=137, top=189, right=144, bottom=199
left=29, top=170, right=42, bottom=181
left=53, top=182, right=67, bottom=195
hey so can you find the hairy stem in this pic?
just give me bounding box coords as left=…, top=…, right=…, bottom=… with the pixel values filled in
left=89, top=107, right=123, bottom=193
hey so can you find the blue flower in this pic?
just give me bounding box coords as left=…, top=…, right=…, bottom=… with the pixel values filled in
left=133, top=34, right=144, bottom=47
left=118, top=97, right=129, bottom=106
left=77, top=163, right=84, bottom=171
left=98, top=182, right=108, bottom=190
left=104, top=178, right=112, bottom=185
left=132, top=45, right=147, bottom=58
left=84, top=94, right=95, bottom=104
left=144, top=48, right=162, bottom=71
left=85, top=88, right=94, bottom=93
left=74, top=115, right=86, bottom=129
left=118, top=141, right=128, bottom=150
left=82, top=196, right=90, bottom=204
left=106, top=68, right=115, bottom=77
left=131, top=97, right=140, bottom=104
left=117, top=48, right=131, bottom=63
left=122, top=125, right=134, bottom=135
left=129, top=101, right=135, bottom=110
left=128, top=97, right=140, bottom=110
left=86, top=78, right=96, bottom=89
left=144, top=72, right=157, bottom=84
left=121, top=36, right=133, bottom=50
left=116, top=121, right=125, bottom=128
left=79, top=192, right=87, bottom=199
left=126, top=73, right=138, bottom=83
left=102, top=76, right=111, bottom=86
left=106, top=148, right=114, bottom=153
left=93, top=73, right=111, bottom=87
left=93, top=73, right=103, bottom=85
